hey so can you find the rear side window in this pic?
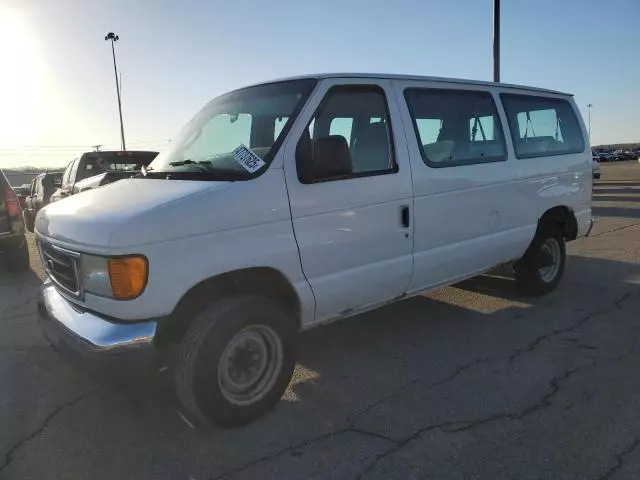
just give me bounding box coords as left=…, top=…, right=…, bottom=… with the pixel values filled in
left=500, top=94, right=585, bottom=159
left=404, top=88, right=507, bottom=168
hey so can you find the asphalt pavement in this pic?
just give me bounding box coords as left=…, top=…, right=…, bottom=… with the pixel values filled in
left=2, top=161, right=640, bottom=480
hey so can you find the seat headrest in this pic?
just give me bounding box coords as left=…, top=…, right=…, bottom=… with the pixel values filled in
left=312, top=135, right=352, bottom=179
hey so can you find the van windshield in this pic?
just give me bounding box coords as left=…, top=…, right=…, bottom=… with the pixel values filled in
left=147, top=79, right=317, bottom=180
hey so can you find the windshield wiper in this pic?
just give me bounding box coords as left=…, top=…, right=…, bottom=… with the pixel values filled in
left=168, top=159, right=211, bottom=166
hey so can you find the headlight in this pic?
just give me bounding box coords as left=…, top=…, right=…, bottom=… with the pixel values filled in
left=80, top=254, right=148, bottom=300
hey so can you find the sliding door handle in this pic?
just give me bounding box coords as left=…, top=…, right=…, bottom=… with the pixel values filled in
left=400, top=205, right=410, bottom=228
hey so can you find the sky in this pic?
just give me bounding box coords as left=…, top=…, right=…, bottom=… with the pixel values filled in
left=0, top=0, right=638, bottom=168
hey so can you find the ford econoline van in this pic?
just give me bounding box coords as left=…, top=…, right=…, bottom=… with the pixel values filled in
left=36, top=73, right=592, bottom=427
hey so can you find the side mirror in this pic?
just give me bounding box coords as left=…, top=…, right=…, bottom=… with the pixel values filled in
left=297, top=135, right=352, bottom=183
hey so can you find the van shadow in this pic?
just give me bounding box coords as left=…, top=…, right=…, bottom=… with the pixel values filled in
left=594, top=181, right=640, bottom=188
left=87, top=253, right=640, bottom=469
left=593, top=195, right=640, bottom=203
left=0, top=256, right=42, bottom=293
left=592, top=206, right=640, bottom=219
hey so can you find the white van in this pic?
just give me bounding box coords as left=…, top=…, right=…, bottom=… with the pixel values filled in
left=36, top=73, right=592, bottom=427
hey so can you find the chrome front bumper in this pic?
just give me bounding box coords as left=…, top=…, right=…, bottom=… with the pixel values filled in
left=37, top=278, right=159, bottom=375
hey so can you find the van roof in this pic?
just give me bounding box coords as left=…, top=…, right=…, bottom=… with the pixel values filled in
left=247, top=73, right=571, bottom=96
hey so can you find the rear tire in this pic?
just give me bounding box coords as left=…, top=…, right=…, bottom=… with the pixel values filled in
left=6, top=236, right=31, bottom=272
left=175, top=295, right=296, bottom=428
left=514, top=223, right=565, bottom=295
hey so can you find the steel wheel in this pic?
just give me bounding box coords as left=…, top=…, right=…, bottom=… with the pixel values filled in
left=217, top=325, right=284, bottom=406
left=538, top=237, right=561, bottom=283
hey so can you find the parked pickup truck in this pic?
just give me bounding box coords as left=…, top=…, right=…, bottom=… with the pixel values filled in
left=36, top=73, right=593, bottom=428
left=50, top=150, right=158, bottom=203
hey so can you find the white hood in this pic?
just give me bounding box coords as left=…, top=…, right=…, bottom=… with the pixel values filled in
left=36, top=178, right=231, bottom=248
left=35, top=170, right=290, bottom=251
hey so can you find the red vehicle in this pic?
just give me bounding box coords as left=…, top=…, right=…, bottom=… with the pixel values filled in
left=0, top=170, right=30, bottom=271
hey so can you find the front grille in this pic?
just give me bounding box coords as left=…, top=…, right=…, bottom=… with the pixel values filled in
left=38, top=240, right=81, bottom=296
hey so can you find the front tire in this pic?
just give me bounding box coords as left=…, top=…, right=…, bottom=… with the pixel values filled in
left=175, top=295, right=296, bottom=428
left=514, top=223, right=566, bottom=295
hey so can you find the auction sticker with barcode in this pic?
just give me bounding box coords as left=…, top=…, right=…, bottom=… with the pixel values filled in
left=232, top=145, right=266, bottom=173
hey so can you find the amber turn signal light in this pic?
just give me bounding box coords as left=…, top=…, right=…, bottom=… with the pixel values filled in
left=108, top=256, right=148, bottom=300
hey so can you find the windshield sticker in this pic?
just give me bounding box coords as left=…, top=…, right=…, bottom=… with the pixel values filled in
left=232, top=145, right=266, bottom=173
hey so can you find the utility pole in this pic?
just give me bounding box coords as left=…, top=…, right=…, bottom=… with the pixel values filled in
left=104, top=32, right=126, bottom=151
left=587, top=104, right=593, bottom=140
left=493, top=0, right=500, bottom=82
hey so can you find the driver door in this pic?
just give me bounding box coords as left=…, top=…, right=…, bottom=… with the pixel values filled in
left=282, top=78, right=414, bottom=324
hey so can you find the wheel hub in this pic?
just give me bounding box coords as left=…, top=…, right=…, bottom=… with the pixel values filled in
left=225, top=333, right=268, bottom=390
left=218, top=325, right=284, bottom=406
left=538, top=238, right=561, bottom=283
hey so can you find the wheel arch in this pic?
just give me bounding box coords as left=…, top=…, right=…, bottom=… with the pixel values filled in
left=156, top=267, right=302, bottom=345
left=538, top=205, right=578, bottom=241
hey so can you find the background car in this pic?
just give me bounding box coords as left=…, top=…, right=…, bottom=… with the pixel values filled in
left=591, top=156, right=601, bottom=179
left=51, top=150, right=158, bottom=202
left=23, top=172, right=63, bottom=232
left=12, top=184, right=31, bottom=208
left=0, top=170, right=30, bottom=271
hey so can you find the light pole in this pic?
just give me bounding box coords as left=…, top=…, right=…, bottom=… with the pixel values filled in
left=105, top=32, right=126, bottom=151
left=493, top=0, right=500, bottom=82
left=587, top=104, right=593, bottom=140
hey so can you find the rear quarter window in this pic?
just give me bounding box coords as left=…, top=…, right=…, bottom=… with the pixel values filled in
left=500, top=94, right=585, bottom=159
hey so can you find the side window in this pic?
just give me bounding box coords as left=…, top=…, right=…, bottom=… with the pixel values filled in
left=404, top=88, right=507, bottom=167
left=500, top=94, right=585, bottom=159
left=469, top=116, right=496, bottom=141
left=329, top=117, right=354, bottom=146
left=296, top=85, right=395, bottom=183
left=30, top=179, right=37, bottom=196
left=415, top=119, right=442, bottom=144
left=36, top=179, right=43, bottom=196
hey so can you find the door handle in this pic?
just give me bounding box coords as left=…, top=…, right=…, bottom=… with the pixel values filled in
left=400, top=205, right=410, bottom=228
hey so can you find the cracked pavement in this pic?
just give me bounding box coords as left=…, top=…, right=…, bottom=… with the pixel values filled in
left=2, top=162, right=640, bottom=479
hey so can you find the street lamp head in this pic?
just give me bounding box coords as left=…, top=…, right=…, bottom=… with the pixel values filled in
left=104, top=32, right=119, bottom=42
